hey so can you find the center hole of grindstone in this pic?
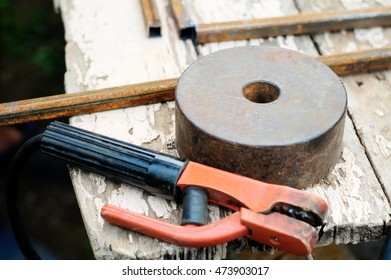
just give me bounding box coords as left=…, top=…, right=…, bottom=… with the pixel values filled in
left=242, top=81, right=280, bottom=103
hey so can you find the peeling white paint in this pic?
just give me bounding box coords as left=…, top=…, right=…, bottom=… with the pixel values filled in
left=71, top=168, right=94, bottom=204
left=167, top=101, right=175, bottom=110
left=308, top=147, right=371, bottom=225
left=89, top=173, right=107, bottom=194
left=187, top=0, right=285, bottom=23
left=375, top=109, right=385, bottom=117
left=94, top=197, right=105, bottom=228
left=354, top=27, right=389, bottom=48
left=147, top=196, right=174, bottom=219
left=331, top=148, right=364, bottom=187
left=257, top=0, right=284, bottom=17
left=109, top=185, right=149, bottom=215
left=322, top=32, right=335, bottom=55
left=340, top=0, right=370, bottom=10
left=374, top=0, right=391, bottom=6
left=208, top=205, right=221, bottom=222
left=375, top=134, right=391, bottom=157
left=277, top=35, right=299, bottom=51
left=344, top=41, right=358, bottom=53
left=249, top=38, right=260, bottom=46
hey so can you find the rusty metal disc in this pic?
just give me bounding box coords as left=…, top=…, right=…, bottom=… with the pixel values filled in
left=175, top=46, right=347, bottom=188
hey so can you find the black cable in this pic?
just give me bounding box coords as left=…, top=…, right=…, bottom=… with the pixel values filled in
left=6, top=133, right=43, bottom=260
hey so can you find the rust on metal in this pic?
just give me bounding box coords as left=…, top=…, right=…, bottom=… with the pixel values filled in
left=318, top=47, right=391, bottom=75
left=1, top=48, right=391, bottom=126
left=140, top=0, right=161, bottom=37
left=175, top=46, right=347, bottom=188
left=169, top=0, right=196, bottom=39
left=196, top=6, right=391, bottom=43
left=0, top=78, right=177, bottom=126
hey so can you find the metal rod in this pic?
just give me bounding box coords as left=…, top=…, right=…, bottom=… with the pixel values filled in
left=196, top=6, right=391, bottom=44
left=317, top=47, right=391, bottom=75
left=0, top=78, right=177, bottom=125
left=1, top=48, right=391, bottom=126
left=140, top=0, right=161, bottom=37
left=169, top=0, right=196, bottom=40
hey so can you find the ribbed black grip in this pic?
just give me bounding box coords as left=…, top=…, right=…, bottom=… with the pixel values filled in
left=41, top=121, right=186, bottom=200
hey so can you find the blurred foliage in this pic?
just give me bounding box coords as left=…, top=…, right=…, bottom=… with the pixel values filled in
left=0, top=0, right=66, bottom=97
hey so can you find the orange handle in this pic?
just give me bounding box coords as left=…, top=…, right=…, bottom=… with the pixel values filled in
left=101, top=204, right=248, bottom=248
left=101, top=204, right=319, bottom=255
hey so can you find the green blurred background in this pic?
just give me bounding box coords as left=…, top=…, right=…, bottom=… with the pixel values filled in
left=1, top=0, right=65, bottom=102
left=0, top=0, right=93, bottom=259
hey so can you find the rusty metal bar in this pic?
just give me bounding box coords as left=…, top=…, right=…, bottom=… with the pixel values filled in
left=140, top=0, right=161, bottom=37
left=1, top=48, right=391, bottom=126
left=169, top=0, right=196, bottom=39
left=196, top=6, right=391, bottom=44
left=318, top=47, right=391, bottom=76
left=0, top=78, right=177, bottom=125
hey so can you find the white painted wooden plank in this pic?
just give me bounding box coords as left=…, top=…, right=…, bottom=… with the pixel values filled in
left=56, top=0, right=391, bottom=260
left=307, top=117, right=390, bottom=245
left=55, top=0, right=228, bottom=259
left=342, top=73, right=391, bottom=203
left=296, top=0, right=391, bottom=225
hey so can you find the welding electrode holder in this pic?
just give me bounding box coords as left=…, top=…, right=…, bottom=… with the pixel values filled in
left=41, top=121, right=208, bottom=226
left=40, top=121, right=328, bottom=256
left=41, top=121, right=186, bottom=200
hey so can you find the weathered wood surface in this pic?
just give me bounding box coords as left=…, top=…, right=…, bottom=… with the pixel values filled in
left=196, top=0, right=391, bottom=247
left=295, top=0, right=391, bottom=243
left=56, top=0, right=391, bottom=259
left=55, top=0, right=221, bottom=260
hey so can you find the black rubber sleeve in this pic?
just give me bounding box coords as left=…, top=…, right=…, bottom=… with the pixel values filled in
left=181, top=187, right=208, bottom=226
left=41, top=121, right=186, bottom=200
